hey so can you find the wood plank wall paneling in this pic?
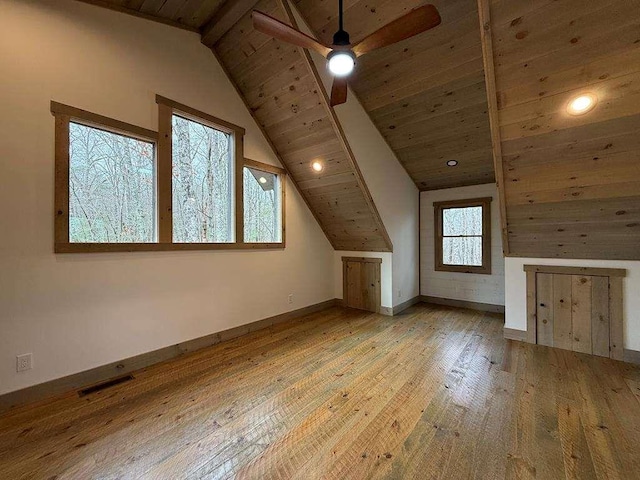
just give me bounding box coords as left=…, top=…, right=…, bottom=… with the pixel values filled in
left=552, top=274, right=572, bottom=351
left=294, top=0, right=496, bottom=191
left=207, top=0, right=393, bottom=251
left=524, top=265, right=626, bottom=361
left=535, top=272, right=554, bottom=347
left=571, top=275, right=592, bottom=354
left=485, top=0, right=640, bottom=260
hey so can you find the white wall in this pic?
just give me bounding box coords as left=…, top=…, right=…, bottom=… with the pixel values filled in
left=328, top=96, right=419, bottom=309
left=290, top=4, right=420, bottom=308
left=505, top=257, right=640, bottom=351
left=0, top=0, right=335, bottom=395
left=420, top=184, right=505, bottom=306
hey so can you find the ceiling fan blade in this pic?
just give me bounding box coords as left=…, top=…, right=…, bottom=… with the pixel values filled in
left=252, top=11, right=332, bottom=58
left=330, top=76, right=348, bottom=107
left=352, top=5, right=441, bottom=57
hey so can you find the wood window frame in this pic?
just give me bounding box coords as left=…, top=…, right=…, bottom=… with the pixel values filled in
left=52, top=101, right=160, bottom=253
left=242, top=158, right=287, bottom=247
left=52, top=97, right=286, bottom=253
left=433, top=197, right=492, bottom=275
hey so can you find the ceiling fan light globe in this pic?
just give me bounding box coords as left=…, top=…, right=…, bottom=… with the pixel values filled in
left=328, top=51, right=355, bottom=77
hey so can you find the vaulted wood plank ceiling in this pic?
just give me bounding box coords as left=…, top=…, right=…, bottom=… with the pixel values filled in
left=294, top=0, right=495, bottom=191
left=209, top=0, right=393, bottom=251
left=74, top=0, right=640, bottom=260
left=76, top=0, right=393, bottom=251
left=79, top=0, right=227, bottom=30
left=486, top=0, right=640, bottom=260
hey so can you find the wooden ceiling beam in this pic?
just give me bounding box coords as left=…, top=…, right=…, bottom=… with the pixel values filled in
left=74, top=0, right=200, bottom=33
left=476, top=0, right=510, bottom=256
left=201, top=0, right=262, bottom=46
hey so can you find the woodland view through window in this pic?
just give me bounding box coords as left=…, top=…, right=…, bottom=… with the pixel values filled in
left=434, top=198, right=491, bottom=274
left=172, top=114, right=233, bottom=243
left=69, top=122, right=156, bottom=243
left=53, top=99, right=286, bottom=252
left=243, top=166, right=282, bottom=243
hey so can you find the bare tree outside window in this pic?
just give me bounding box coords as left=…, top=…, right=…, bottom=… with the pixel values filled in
left=442, top=206, right=483, bottom=266
left=243, top=167, right=281, bottom=243
left=54, top=100, right=286, bottom=253
left=434, top=197, right=491, bottom=274
left=172, top=115, right=233, bottom=243
left=69, top=122, right=155, bottom=243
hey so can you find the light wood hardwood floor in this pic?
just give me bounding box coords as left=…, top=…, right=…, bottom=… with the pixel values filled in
left=0, top=304, right=639, bottom=479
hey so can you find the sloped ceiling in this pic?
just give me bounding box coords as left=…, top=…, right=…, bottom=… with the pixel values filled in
left=295, top=0, right=496, bottom=191
left=74, top=0, right=640, bottom=260
left=209, top=0, right=393, bottom=251
left=75, top=0, right=393, bottom=252
left=77, top=0, right=226, bottom=30
left=485, top=0, right=640, bottom=260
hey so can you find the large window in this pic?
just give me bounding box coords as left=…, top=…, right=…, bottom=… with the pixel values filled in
left=172, top=114, right=234, bottom=243
left=52, top=97, right=286, bottom=253
left=434, top=197, right=491, bottom=274
left=69, top=122, right=156, bottom=243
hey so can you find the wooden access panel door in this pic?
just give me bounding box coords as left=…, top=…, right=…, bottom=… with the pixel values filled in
left=525, top=265, right=625, bottom=360
left=343, top=257, right=381, bottom=313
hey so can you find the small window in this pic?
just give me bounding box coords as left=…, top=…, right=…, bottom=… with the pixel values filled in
left=434, top=197, right=491, bottom=274
left=172, top=114, right=234, bottom=243
left=243, top=160, right=285, bottom=244
left=69, top=122, right=156, bottom=243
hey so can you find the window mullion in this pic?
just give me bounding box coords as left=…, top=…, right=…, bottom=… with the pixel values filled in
left=235, top=133, right=244, bottom=245
left=157, top=103, right=173, bottom=244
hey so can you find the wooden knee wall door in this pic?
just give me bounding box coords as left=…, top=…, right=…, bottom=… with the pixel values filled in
left=524, top=265, right=626, bottom=360
left=342, top=257, right=382, bottom=313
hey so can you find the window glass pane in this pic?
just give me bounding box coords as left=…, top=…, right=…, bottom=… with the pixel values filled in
left=443, top=236, right=483, bottom=266
left=243, top=167, right=281, bottom=243
left=172, top=115, right=233, bottom=243
left=443, top=206, right=483, bottom=236
left=69, top=122, right=155, bottom=243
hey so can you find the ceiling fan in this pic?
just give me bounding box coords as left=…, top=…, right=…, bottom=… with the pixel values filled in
left=252, top=1, right=441, bottom=106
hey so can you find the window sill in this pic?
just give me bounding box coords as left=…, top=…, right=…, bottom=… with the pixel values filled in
left=435, top=265, right=492, bottom=275
left=55, top=243, right=285, bottom=253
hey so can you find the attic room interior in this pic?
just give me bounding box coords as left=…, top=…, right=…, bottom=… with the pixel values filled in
left=1, top=0, right=639, bottom=477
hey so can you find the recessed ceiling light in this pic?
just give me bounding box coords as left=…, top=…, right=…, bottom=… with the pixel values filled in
left=259, top=177, right=267, bottom=184
left=446, top=160, right=458, bottom=167
left=312, top=161, right=324, bottom=172
left=567, top=93, right=597, bottom=115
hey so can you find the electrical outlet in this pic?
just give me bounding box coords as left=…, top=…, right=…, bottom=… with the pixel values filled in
left=16, top=353, right=33, bottom=373
left=398, top=289, right=402, bottom=299
left=288, top=294, right=293, bottom=304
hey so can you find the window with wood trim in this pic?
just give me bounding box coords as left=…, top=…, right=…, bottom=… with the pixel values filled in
left=171, top=113, right=234, bottom=243
left=243, top=159, right=285, bottom=244
left=52, top=97, right=286, bottom=252
left=434, top=197, right=492, bottom=274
